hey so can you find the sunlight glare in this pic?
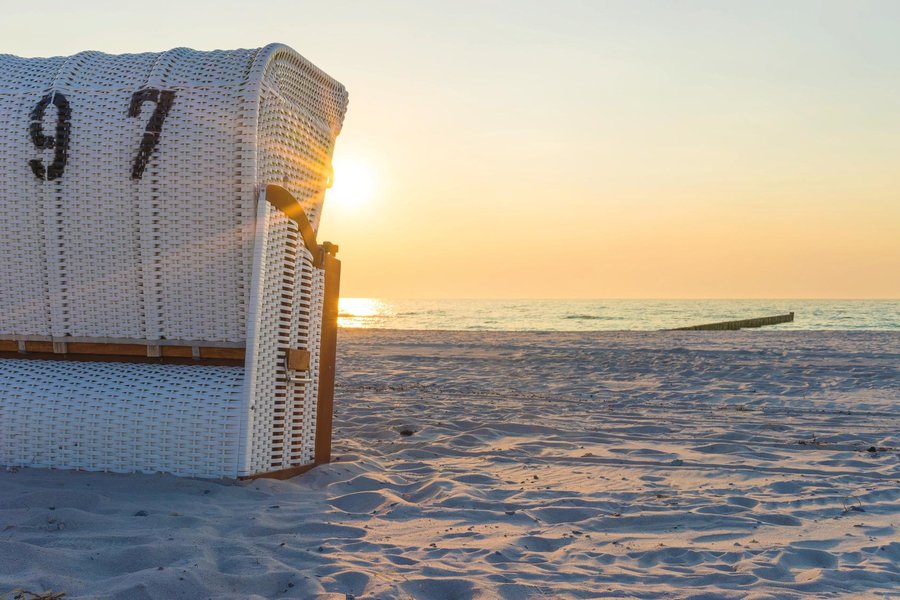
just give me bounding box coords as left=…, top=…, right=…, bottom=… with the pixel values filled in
left=338, top=297, right=392, bottom=328
left=328, top=154, right=376, bottom=211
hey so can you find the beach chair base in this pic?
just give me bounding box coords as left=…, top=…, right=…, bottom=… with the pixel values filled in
left=0, top=186, right=341, bottom=480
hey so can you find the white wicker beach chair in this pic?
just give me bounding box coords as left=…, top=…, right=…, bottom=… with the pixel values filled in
left=0, top=44, right=348, bottom=479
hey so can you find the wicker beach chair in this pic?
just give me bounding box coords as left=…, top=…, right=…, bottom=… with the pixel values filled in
left=0, top=44, right=348, bottom=479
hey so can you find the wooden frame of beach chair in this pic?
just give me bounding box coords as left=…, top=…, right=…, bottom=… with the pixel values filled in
left=0, top=45, right=348, bottom=479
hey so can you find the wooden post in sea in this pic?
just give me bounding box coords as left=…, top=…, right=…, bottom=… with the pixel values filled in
left=670, top=312, right=794, bottom=331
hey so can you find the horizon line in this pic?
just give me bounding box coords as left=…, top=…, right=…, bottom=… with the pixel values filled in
left=339, top=297, right=900, bottom=302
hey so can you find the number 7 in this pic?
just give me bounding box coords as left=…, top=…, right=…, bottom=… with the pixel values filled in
left=129, top=88, right=176, bottom=180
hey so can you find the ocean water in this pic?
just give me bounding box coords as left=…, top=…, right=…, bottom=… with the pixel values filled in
left=338, top=298, right=900, bottom=331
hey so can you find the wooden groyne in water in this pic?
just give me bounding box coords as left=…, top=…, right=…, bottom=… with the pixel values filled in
left=671, top=312, right=794, bottom=331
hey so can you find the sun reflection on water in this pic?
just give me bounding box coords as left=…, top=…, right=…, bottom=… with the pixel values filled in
left=338, top=297, right=393, bottom=328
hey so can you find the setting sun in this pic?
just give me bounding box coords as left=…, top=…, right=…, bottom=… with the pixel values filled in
left=327, top=154, right=376, bottom=211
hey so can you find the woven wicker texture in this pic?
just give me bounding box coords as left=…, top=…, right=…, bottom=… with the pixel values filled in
left=0, top=45, right=346, bottom=478
left=0, top=359, right=244, bottom=478
left=0, top=44, right=347, bottom=343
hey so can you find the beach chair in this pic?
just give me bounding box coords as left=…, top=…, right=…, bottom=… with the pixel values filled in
left=0, top=44, right=348, bottom=479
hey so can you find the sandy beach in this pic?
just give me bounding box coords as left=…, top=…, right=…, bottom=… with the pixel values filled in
left=1, top=330, right=898, bottom=599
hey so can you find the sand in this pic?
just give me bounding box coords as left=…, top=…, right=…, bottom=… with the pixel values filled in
left=1, top=330, right=898, bottom=599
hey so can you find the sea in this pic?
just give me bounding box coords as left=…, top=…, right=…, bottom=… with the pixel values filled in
left=338, top=298, right=900, bottom=331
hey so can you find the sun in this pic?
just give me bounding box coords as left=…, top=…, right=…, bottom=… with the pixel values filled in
left=327, top=154, right=376, bottom=210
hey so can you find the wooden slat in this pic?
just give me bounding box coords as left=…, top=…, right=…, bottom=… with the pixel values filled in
left=238, top=463, right=316, bottom=481
left=0, top=351, right=244, bottom=366
left=67, top=342, right=146, bottom=356
left=314, top=249, right=341, bottom=465
left=1, top=341, right=245, bottom=366
left=24, top=341, right=54, bottom=353
left=199, top=347, right=245, bottom=360
left=160, top=346, right=194, bottom=358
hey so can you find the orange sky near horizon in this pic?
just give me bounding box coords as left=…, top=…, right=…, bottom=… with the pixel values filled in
left=4, top=0, right=898, bottom=298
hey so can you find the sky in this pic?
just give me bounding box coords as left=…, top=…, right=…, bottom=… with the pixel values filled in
left=2, top=0, right=898, bottom=299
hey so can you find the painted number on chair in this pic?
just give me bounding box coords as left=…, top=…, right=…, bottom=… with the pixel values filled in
left=27, top=89, right=177, bottom=181
left=28, top=93, right=71, bottom=181
left=128, top=88, right=177, bottom=180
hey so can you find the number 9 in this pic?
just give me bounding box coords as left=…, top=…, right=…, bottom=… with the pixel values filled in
left=28, top=93, right=70, bottom=181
